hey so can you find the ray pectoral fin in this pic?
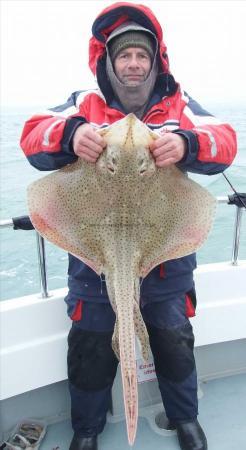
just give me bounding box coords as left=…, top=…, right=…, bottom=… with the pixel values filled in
left=140, top=234, right=207, bottom=279
left=30, top=211, right=55, bottom=238
left=30, top=211, right=73, bottom=251
left=30, top=210, right=102, bottom=274
left=139, top=170, right=217, bottom=277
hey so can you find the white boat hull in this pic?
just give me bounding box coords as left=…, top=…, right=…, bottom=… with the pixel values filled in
left=1, top=261, right=246, bottom=437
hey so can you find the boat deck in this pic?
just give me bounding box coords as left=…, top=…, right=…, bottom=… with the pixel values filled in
left=38, top=372, right=246, bottom=450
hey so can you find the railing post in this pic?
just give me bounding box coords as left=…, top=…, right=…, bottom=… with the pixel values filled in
left=36, top=232, right=49, bottom=298
left=231, top=207, right=243, bottom=266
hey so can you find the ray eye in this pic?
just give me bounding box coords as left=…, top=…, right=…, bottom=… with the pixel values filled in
left=112, top=157, right=117, bottom=165
left=139, top=159, right=146, bottom=167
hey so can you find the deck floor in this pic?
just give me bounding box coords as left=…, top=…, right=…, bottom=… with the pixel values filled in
left=34, top=373, right=246, bottom=449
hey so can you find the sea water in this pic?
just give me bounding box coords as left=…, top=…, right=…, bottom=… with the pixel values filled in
left=0, top=104, right=245, bottom=300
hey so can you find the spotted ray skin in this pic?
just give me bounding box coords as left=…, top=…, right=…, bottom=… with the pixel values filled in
left=27, top=114, right=216, bottom=445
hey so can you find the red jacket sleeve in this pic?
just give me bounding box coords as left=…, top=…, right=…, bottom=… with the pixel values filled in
left=20, top=91, right=87, bottom=171
left=175, top=93, right=237, bottom=174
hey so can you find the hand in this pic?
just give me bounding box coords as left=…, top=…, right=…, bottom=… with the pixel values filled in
left=73, top=123, right=106, bottom=163
left=149, top=132, right=187, bottom=167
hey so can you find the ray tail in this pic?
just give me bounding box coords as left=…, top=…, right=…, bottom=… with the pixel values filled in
left=113, top=269, right=138, bottom=446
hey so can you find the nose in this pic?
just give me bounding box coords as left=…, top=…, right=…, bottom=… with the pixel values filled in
left=127, top=55, right=140, bottom=68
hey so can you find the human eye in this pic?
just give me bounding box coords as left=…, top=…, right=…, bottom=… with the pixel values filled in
left=119, top=52, right=128, bottom=59
left=140, top=52, right=149, bottom=60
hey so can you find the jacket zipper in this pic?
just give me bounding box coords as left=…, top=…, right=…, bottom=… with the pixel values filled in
left=143, top=108, right=166, bottom=124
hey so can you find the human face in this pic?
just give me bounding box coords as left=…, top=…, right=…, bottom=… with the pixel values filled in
left=114, top=47, right=152, bottom=86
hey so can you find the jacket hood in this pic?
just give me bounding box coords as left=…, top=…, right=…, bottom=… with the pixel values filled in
left=89, top=2, right=170, bottom=76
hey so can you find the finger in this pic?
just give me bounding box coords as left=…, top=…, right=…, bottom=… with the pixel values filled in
left=85, top=128, right=105, bottom=146
left=152, top=143, right=175, bottom=158
left=77, top=136, right=104, bottom=155
left=150, top=134, right=171, bottom=150
left=78, top=150, right=99, bottom=162
left=79, top=152, right=98, bottom=163
left=156, top=157, right=176, bottom=167
left=150, top=135, right=176, bottom=153
left=156, top=148, right=180, bottom=164
left=76, top=142, right=102, bottom=159
left=155, top=146, right=179, bottom=161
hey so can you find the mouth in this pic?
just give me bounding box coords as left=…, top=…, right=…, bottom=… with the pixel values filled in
left=123, top=75, right=145, bottom=85
left=126, top=75, right=144, bottom=81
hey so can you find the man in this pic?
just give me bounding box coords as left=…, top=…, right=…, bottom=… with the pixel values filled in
left=20, top=3, right=237, bottom=450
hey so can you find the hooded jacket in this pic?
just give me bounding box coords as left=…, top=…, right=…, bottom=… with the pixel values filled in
left=20, top=2, right=237, bottom=320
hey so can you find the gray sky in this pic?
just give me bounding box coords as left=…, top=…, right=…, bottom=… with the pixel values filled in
left=1, top=0, right=246, bottom=108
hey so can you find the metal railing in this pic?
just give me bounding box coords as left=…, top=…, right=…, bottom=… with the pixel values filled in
left=0, top=195, right=245, bottom=299
left=0, top=218, right=48, bottom=298
left=217, top=196, right=245, bottom=265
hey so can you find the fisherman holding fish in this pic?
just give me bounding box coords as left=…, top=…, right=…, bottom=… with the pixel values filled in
left=20, top=2, right=237, bottom=450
